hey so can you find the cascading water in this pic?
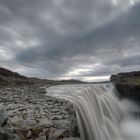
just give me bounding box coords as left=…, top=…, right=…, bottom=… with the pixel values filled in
left=46, top=84, right=140, bottom=140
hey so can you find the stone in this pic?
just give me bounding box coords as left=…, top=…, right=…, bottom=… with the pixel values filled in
left=11, top=117, right=37, bottom=129
left=35, top=136, right=46, bottom=140
left=48, top=129, right=69, bottom=139
left=30, top=127, right=43, bottom=138
left=63, top=137, right=80, bottom=140
left=0, top=86, right=80, bottom=139
left=54, top=120, right=70, bottom=129
left=0, top=129, right=20, bottom=140
left=51, top=115, right=62, bottom=120
left=7, top=103, right=18, bottom=110
left=0, top=104, right=8, bottom=126
left=14, top=128, right=28, bottom=140
left=39, top=118, right=53, bottom=128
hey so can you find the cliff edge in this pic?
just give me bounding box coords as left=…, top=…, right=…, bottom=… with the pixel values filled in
left=110, top=71, right=140, bottom=103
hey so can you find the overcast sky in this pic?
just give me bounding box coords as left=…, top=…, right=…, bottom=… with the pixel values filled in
left=0, top=0, right=140, bottom=81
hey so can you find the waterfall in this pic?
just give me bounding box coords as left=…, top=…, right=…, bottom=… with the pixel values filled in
left=46, top=84, right=123, bottom=140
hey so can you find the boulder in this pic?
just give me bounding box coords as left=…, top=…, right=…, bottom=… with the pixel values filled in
left=48, top=129, right=69, bottom=139
left=0, top=104, right=8, bottom=126
left=0, top=128, right=20, bottom=140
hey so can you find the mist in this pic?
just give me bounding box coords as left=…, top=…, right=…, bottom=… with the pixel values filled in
left=120, top=99, right=140, bottom=140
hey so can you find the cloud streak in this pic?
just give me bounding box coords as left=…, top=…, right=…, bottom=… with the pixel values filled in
left=0, top=0, right=140, bottom=81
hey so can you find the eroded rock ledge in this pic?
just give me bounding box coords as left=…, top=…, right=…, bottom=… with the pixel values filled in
left=0, top=86, right=80, bottom=140
left=110, top=71, right=140, bottom=103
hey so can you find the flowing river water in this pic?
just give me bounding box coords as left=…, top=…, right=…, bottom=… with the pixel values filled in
left=46, top=84, right=140, bottom=140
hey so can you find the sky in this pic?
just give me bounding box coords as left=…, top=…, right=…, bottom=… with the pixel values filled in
left=0, top=0, right=140, bottom=82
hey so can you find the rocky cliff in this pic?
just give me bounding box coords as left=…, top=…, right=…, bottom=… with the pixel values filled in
left=110, top=71, right=140, bottom=103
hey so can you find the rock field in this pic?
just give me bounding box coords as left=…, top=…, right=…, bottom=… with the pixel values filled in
left=0, top=86, right=80, bottom=140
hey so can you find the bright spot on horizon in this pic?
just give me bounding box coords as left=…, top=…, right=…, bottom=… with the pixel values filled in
left=81, top=76, right=110, bottom=82
left=59, top=76, right=110, bottom=82
left=66, top=68, right=92, bottom=76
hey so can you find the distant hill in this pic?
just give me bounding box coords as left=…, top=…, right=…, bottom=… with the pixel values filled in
left=0, top=67, right=27, bottom=78
left=0, top=67, right=31, bottom=86
left=0, top=67, right=86, bottom=87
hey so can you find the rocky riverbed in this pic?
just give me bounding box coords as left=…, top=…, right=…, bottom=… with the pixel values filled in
left=0, top=86, right=80, bottom=140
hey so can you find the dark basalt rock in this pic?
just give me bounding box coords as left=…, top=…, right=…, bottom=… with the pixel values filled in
left=115, top=84, right=140, bottom=101
left=0, top=104, right=8, bottom=127
left=110, top=71, right=140, bottom=103
left=110, top=71, right=140, bottom=82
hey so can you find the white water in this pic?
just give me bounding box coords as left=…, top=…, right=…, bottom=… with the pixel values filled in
left=46, top=84, right=140, bottom=140
left=120, top=99, right=140, bottom=140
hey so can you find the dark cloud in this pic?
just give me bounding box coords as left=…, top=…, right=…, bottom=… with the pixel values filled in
left=0, top=0, right=140, bottom=81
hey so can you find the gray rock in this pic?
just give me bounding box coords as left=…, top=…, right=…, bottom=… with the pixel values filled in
left=51, top=115, right=63, bottom=120
left=0, top=129, right=20, bottom=140
left=54, top=120, right=70, bottom=129
left=0, top=104, right=8, bottom=126
left=39, top=118, right=53, bottom=128
left=0, top=87, right=80, bottom=139
left=63, top=137, right=81, bottom=140
left=48, top=129, right=69, bottom=140
left=35, top=136, right=46, bottom=140
left=11, top=117, right=37, bottom=129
